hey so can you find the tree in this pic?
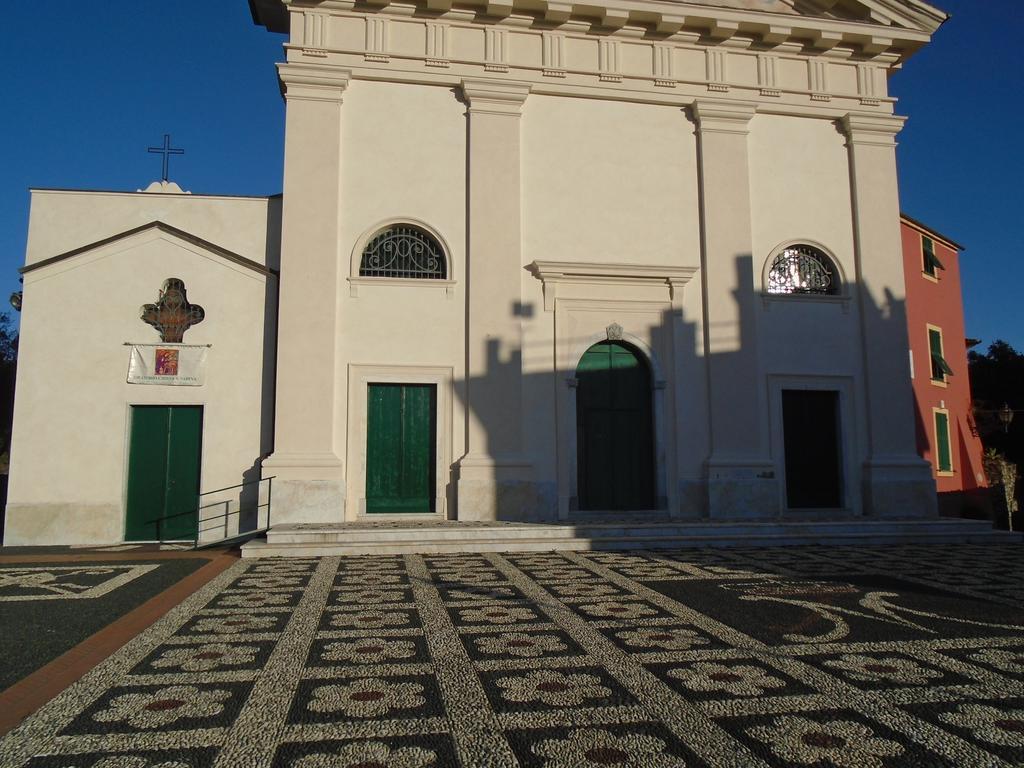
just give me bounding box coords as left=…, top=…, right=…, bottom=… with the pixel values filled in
left=969, top=340, right=1024, bottom=515
left=983, top=448, right=1019, bottom=531
left=0, top=311, right=17, bottom=363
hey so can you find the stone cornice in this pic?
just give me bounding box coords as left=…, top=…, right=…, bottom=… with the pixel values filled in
left=279, top=8, right=909, bottom=113
left=461, top=79, right=531, bottom=115
left=530, top=260, right=699, bottom=310
left=271, top=0, right=938, bottom=62
left=692, top=100, right=757, bottom=134
left=277, top=62, right=352, bottom=102
left=840, top=112, right=906, bottom=146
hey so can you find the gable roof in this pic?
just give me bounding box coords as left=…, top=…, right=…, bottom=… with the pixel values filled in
left=21, top=221, right=278, bottom=278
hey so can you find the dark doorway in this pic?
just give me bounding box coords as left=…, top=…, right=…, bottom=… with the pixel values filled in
left=576, top=341, right=655, bottom=510
left=365, top=383, right=436, bottom=513
left=125, top=405, right=203, bottom=540
left=782, top=389, right=843, bottom=509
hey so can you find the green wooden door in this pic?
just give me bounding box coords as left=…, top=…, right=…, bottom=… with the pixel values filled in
left=125, top=406, right=203, bottom=541
left=576, top=341, right=654, bottom=510
left=366, top=384, right=436, bottom=513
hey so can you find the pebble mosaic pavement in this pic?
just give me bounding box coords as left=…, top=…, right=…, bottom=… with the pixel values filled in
left=2, top=544, right=1023, bottom=767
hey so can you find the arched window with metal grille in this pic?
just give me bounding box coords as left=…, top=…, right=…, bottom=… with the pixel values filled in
left=359, top=224, right=447, bottom=279
left=766, top=244, right=840, bottom=296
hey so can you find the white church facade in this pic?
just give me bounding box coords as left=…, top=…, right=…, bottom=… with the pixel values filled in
left=5, top=0, right=952, bottom=546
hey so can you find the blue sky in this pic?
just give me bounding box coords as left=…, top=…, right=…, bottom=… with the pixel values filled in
left=1, top=1, right=1020, bottom=349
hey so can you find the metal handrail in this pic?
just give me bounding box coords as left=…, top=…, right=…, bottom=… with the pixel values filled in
left=147, top=476, right=275, bottom=547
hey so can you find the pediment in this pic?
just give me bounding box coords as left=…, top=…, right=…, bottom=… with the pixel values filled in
left=21, top=221, right=276, bottom=278
left=672, top=0, right=946, bottom=32
left=254, top=0, right=945, bottom=35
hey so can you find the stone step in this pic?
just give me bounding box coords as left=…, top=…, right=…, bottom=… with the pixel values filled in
left=242, top=519, right=1020, bottom=558
left=262, top=518, right=1005, bottom=544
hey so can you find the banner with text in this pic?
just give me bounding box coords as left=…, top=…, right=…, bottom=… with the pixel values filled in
left=127, top=344, right=208, bottom=386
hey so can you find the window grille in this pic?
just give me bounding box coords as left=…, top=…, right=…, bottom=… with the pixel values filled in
left=359, top=225, right=447, bottom=279
left=767, top=245, right=839, bottom=296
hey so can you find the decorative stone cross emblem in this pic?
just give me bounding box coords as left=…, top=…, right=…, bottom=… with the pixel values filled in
left=140, top=278, right=205, bottom=343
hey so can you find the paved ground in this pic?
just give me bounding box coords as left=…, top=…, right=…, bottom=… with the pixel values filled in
left=0, top=552, right=212, bottom=690
left=1, top=544, right=1022, bottom=767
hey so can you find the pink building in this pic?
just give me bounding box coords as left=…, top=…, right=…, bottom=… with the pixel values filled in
left=901, top=214, right=987, bottom=512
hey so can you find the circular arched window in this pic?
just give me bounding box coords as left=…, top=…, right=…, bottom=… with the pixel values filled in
left=766, top=244, right=839, bottom=295
left=359, top=224, right=447, bottom=279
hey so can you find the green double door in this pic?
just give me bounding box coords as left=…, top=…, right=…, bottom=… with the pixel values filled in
left=125, top=406, right=203, bottom=541
left=366, top=384, right=436, bottom=514
left=576, top=341, right=655, bottom=510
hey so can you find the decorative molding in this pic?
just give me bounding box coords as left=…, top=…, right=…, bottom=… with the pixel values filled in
left=302, top=11, right=329, bottom=57
left=261, top=452, right=343, bottom=469
left=486, top=0, right=514, bottom=18
left=757, top=54, right=780, bottom=97
left=691, top=101, right=756, bottom=136
left=840, top=113, right=906, bottom=146
left=598, top=39, right=621, bottom=82
left=484, top=28, right=509, bottom=72
left=266, top=9, right=916, bottom=110
left=461, top=79, right=530, bottom=116
left=264, top=0, right=939, bottom=67
left=654, top=44, right=674, bottom=88
left=530, top=260, right=699, bottom=311
left=365, top=16, right=390, bottom=62
left=425, top=22, right=449, bottom=67
left=705, top=49, right=728, bottom=93
left=857, top=63, right=880, bottom=105
left=542, top=32, right=566, bottom=77
left=606, top=322, right=623, bottom=341
left=755, top=24, right=791, bottom=47
left=277, top=63, right=351, bottom=103
left=545, top=2, right=573, bottom=25
left=809, top=59, right=830, bottom=102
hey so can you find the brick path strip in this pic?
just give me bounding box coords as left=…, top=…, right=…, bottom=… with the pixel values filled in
left=0, top=551, right=238, bottom=737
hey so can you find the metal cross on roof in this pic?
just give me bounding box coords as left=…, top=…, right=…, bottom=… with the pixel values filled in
left=147, top=134, right=185, bottom=182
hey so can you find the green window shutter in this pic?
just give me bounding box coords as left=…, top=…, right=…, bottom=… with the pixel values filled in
left=928, top=329, right=953, bottom=379
left=922, top=236, right=944, bottom=275
left=935, top=411, right=952, bottom=472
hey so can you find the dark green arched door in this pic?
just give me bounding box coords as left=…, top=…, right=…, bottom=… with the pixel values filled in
left=576, top=341, right=655, bottom=510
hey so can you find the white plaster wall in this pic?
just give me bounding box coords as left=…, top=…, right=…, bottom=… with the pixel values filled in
left=748, top=113, right=869, bottom=509
left=336, top=80, right=467, bottom=513
left=522, top=96, right=699, bottom=268
left=7, top=216, right=275, bottom=545
left=521, top=95, right=703, bottom=509
left=749, top=113, right=861, bottom=375
left=25, top=191, right=279, bottom=269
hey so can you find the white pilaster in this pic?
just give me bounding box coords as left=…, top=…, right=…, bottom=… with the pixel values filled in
left=692, top=100, right=779, bottom=518
left=841, top=113, right=937, bottom=518
left=456, top=79, right=535, bottom=521
left=262, top=64, right=350, bottom=524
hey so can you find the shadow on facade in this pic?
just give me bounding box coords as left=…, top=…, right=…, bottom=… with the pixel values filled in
left=413, top=254, right=935, bottom=525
